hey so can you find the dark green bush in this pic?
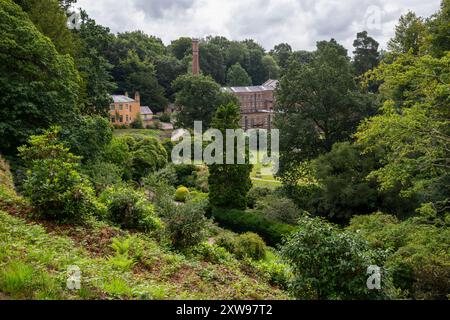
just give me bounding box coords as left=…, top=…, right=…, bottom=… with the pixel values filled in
left=83, top=161, right=123, bottom=193
left=19, top=128, right=103, bottom=223
left=247, top=186, right=272, bottom=209
left=348, top=213, right=450, bottom=299
left=256, top=195, right=304, bottom=225
left=159, top=198, right=208, bottom=249
left=281, top=215, right=392, bottom=300
left=99, top=185, right=162, bottom=232
left=212, top=208, right=295, bottom=246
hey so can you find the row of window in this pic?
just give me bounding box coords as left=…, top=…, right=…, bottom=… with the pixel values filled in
left=111, top=115, right=130, bottom=123
left=110, top=104, right=133, bottom=112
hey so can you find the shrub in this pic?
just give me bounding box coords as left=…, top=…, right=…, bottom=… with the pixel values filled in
left=174, top=186, right=189, bottom=202
left=212, top=208, right=295, bottom=246
left=19, top=128, right=102, bottom=222
left=247, top=186, right=272, bottom=209
left=348, top=213, right=450, bottom=299
left=161, top=199, right=208, bottom=249
left=83, top=161, right=123, bottom=193
left=129, top=136, right=168, bottom=181
left=99, top=185, right=162, bottom=232
left=191, top=243, right=234, bottom=265
left=234, top=232, right=267, bottom=260
left=280, top=215, right=391, bottom=300
left=256, top=195, right=304, bottom=225
left=131, top=113, right=144, bottom=129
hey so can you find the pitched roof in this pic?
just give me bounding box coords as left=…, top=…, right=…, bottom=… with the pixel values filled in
left=140, top=106, right=153, bottom=115
left=221, top=79, right=278, bottom=94
left=111, top=95, right=135, bottom=103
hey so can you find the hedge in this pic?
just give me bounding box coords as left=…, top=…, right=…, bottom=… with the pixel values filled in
left=212, top=208, right=295, bottom=246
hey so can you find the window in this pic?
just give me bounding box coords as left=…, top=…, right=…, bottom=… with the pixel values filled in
left=119, top=104, right=123, bottom=110
left=119, top=115, right=123, bottom=123
left=125, top=104, right=128, bottom=110
left=110, top=104, right=115, bottom=111
left=126, top=115, right=129, bottom=122
left=111, top=116, right=115, bottom=123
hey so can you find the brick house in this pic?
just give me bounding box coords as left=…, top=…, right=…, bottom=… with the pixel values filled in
left=109, top=92, right=142, bottom=126
left=140, top=106, right=153, bottom=127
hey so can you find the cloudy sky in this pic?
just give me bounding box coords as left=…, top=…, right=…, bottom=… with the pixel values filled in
left=76, top=0, right=441, bottom=52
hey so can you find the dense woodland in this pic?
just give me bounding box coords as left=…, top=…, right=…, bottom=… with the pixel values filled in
left=0, top=0, right=449, bottom=300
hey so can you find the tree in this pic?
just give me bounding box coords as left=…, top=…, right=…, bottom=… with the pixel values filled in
left=0, top=0, right=81, bottom=155
left=114, top=50, right=168, bottom=110
left=427, top=0, right=450, bottom=57
left=388, top=11, right=426, bottom=55
left=270, top=43, right=292, bottom=70
left=226, top=63, right=252, bottom=86
left=356, top=52, right=450, bottom=213
left=208, top=103, right=253, bottom=210
left=173, top=74, right=238, bottom=129
left=275, top=40, right=376, bottom=184
left=169, top=37, right=192, bottom=60
left=199, top=42, right=226, bottom=84
left=155, top=55, right=186, bottom=102
left=13, top=0, right=78, bottom=56
left=353, top=31, right=380, bottom=77
left=75, top=12, right=116, bottom=115
left=262, top=55, right=280, bottom=80
left=59, top=115, right=113, bottom=163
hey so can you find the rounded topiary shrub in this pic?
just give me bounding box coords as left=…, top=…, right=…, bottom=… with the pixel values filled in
left=100, top=185, right=162, bottom=232
left=235, top=232, right=267, bottom=260
left=174, top=186, right=190, bottom=202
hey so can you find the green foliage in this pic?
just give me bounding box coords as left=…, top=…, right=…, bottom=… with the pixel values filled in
left=208, top=103, right=253, bottom=210
left=0, top=0, right=81, bottom=155
left=0, top=260, right=62, bottom=299
left=173, top=74, right=238, bottom=129
left=247, top=186, right=272, bottom=209
left=159, top=198, right=208, bottom=249
left=226, top=63, right=252, bottom=86
left=128, top=135, right=168, bottom=181
left=255, top=195, right=303, bottom=225
left=60, top=115, right=113, bottom=162
left=427, top=0, right=450, bottom=57
left=352, top=31, right=380, bottom=80
left=275, top=39, right=376, bottom=184
left=348, top=213, right=450, bottom=299
left=131, top=113, right=144, bottom=129
left=281, top=215, right=391, bottom=299
left=234, top=232, right=267, bottom=261
left=19, top=128, right=101, bottom=222
left=212, top=208, right=295, bottom=246
left=387, top=11, right=426, bottom=55
left=174, top=186, right=190, bottom=202
left=216, top=232, right=267, bottom=260
left=99, top=185, right=162, bottom=232
left=82, top=161, right=123, bottom=193
left=357, top=52, right=450, bottom=212
left=108, top=237, right=136, bottom=271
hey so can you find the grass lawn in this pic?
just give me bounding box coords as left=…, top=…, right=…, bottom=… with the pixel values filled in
left=113, top=128, right=160, bottom=137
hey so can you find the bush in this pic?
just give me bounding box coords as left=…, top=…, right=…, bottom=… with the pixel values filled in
left=19, top=128, right=103, bottom=222
left=129, top=136, right=168, bottom=181
left=190, top=243, right=234, bottom=265
left=174, top=186, right=189, bottom=202
left=99, top=185, right=162, bottom=232
left=280, top=215, right=392, bottom=300
left=212, top=208, right=295, bottom=246
left=247, top=186, right=272, bottom=209
left=234, top=232, right=267, bottom=260
left=160, top=198, right=208, bottom=249
left=83, top=161, right=123, bottom=193
left=256, top=195, right=304, bottom=225
left=348, top=213, right=450, bottom=299
left=131, top=113, right=144, bottom=129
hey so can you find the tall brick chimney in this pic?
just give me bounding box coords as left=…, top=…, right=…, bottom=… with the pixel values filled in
left=192, top=38, right=200, bottom=76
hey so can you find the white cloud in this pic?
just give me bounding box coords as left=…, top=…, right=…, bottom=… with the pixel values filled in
left=76, top=0, right=441, bottom=52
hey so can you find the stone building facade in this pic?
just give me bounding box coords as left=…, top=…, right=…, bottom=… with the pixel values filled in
left=221, top=79, right=277, bottom=130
